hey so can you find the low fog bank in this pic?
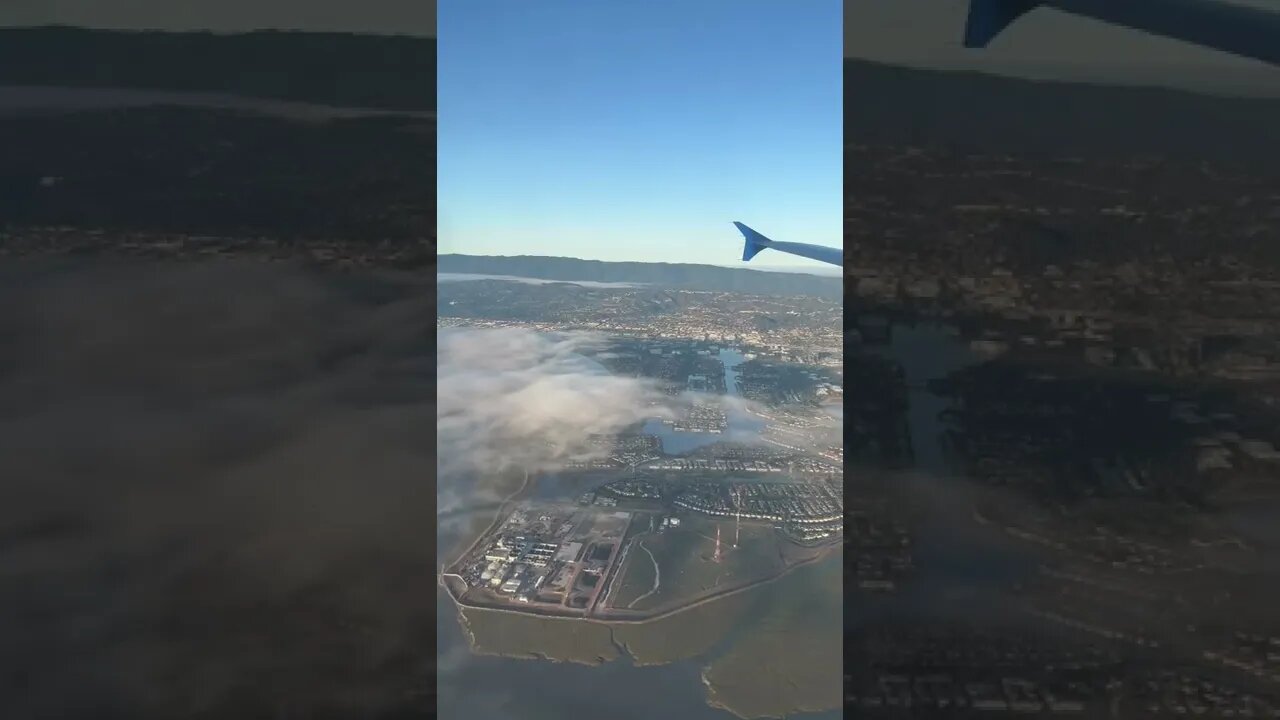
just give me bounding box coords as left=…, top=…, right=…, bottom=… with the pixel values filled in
left=0, top=259, right=436, bottom=719
left=437, top=328, right=674, bottom=480
left=435, top=327, right=795, bottom=481
left=436, top=328, right=674, bottom=547
left=434, top=328, right=788, bottom=551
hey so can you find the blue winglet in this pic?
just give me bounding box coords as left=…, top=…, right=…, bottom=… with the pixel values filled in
left=964, top=0, right=1039, bottom=47
left=733, top=221, right=771, bottom=262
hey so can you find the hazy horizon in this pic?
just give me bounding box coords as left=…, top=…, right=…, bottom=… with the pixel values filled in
left=437, top=250, right=843, bottom=274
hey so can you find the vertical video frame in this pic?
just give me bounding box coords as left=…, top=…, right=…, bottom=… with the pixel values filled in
left=436, top=1, right=845, bottom=718
left=0, top=5, right=436, bottom=719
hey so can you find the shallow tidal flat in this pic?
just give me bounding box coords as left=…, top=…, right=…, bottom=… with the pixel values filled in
left=613, top=591, right=753, bottom=665
left=459, top=608, right=622, bottom=665
left=701, top=555, right=842, bottom=718
left=457, top=552, right=842, bottom=718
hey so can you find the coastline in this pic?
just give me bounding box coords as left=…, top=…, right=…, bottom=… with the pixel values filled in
left=442, top=534, right=839, bottom=626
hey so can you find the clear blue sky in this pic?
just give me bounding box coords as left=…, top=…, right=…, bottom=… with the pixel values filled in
left=438, top=0, right=842, bottom=267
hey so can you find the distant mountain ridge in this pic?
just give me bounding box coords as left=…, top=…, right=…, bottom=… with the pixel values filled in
left=0, top=26, right=435, bottom=112
left=846, top=57, right=1280, bottom=173
left=438, top=254, right=842, bottom=300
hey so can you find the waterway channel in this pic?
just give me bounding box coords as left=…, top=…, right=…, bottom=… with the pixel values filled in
left=642, top=347, right=766, bottom=454
left=853, top=322, right=1047, bottom=625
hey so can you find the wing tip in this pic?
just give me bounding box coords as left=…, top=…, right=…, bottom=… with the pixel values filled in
left=734, top=221, right=769, bottom=262
left=964, top=0, right=1039, bottom=48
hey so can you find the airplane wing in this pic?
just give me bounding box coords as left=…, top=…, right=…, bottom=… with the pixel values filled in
left=964, top=0, right=1280, bottom=68
left=734, top=222, right=842, bottom=267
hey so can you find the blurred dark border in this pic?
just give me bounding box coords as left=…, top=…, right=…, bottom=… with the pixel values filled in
left=0, top=12, right=440, bottom=717
left=0, top=26, right=436, bottom=113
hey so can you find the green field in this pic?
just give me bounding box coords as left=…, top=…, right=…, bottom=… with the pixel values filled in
left=626, top=516, right=784, bottom=614
left=609, top=535, right=660, bottom=609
